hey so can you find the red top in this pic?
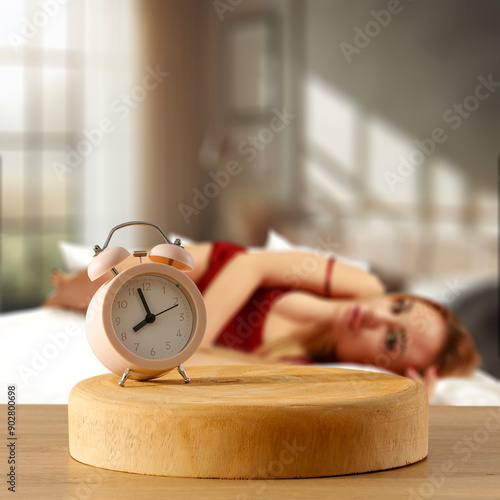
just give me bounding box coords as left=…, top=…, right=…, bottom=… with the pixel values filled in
left=195, top=241, right=290, bottom=353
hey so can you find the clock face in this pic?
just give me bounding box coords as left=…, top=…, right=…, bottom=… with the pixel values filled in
left=111, top=273, right=194, bottom=360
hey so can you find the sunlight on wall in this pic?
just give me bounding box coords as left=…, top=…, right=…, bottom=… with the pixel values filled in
left=302, top=73, right=497, bottom=278
left=430, top=157, right=466, bottom=205
left=306, top=75, right=358, bottom=173
left=367, top=114, right=419, bottom=208
left=305, top=156, right=357, bottom=209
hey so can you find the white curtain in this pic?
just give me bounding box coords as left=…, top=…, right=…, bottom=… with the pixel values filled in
left=81, top=1, right=140, bottom=249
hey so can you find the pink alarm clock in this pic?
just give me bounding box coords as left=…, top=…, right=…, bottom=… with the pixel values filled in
left=85, top=221, right=207, bottom=387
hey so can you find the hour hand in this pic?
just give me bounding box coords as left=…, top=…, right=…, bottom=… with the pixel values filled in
left=133, top=318, right=149, bottom=332
left=137, top=288, right=152, bottom=315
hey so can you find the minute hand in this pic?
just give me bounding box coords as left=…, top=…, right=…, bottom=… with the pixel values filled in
left=155, top=304, right=178, bottom=317
left=137, top=288, right=152, bottom=315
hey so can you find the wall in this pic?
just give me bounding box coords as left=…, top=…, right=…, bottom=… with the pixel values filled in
left=136, top=0, right=211, bottom=247
left=294, top=0, right=499, bottom=280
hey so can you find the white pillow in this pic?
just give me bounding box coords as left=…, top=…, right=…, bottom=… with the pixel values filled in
left=264, top=229, right=369, bottom=270
left=58, top=241, right=94, bottom=273
left=406, top=272, right=497, bottom=305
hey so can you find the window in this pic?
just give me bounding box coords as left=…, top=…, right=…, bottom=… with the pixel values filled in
left=0, top=0, right=85, bottom=310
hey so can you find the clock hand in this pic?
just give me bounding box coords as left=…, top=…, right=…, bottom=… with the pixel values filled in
left=135, top=288, right=156, bottom=332
left=133, top=304, right=178, bottom=332
left=137, top=288, right=152, bottom=315
left=133, top=318, right=149, bottom=332
left=155, top=304, right=178, bottom=317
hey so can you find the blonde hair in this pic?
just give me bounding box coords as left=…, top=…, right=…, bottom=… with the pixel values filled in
left=254, top=293, right=481, bottom=377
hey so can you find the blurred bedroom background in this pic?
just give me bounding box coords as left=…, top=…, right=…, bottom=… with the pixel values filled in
left=0, top=0, right=498, bottom=370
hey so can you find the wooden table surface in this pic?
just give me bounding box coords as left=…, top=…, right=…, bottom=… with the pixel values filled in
left=2, top=405, right=499, bottom=499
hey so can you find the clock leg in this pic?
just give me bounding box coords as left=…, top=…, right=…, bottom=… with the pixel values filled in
left=118, top=368, right=131, bottom=387
left=177, top=365, right=191, bottom=384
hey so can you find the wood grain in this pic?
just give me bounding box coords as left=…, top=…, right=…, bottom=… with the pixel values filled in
left=68, top=365, right=428, bottom=478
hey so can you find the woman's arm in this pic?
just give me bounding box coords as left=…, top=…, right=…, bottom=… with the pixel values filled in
left=184, top=242, right=212, bottom=283
left=252, top=250, right=385, bottom=298
left=200, top=250, right=384, bottom=346
left=269, top=291, right=338, bottom=324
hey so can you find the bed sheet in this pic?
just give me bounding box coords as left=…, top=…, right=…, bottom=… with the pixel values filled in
left=1, top=307, right=499, bottom=405
left=1, top=307, right=107, bottom=404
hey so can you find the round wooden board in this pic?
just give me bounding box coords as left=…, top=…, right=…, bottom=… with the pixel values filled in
left=68, top=365, right=428, bottom=479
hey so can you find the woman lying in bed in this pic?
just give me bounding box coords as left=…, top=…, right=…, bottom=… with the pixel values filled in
left=45, top=241, right=480, bottom=399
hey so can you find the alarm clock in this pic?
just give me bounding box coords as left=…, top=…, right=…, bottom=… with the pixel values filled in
left=85, top=221, right=207, bottom=387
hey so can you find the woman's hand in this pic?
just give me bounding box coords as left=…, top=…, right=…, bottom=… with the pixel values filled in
left=405, top=364, right=439, bottom=403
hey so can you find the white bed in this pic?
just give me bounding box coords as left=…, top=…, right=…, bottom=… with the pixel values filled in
left=2, top=306, right=499, bottom=405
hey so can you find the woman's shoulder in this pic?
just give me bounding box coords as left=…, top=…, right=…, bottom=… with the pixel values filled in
left=195, top=241, right=248, bottom=294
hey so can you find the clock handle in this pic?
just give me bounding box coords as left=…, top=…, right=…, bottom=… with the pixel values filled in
left=100, top=221, right=174, bottom=251
left=89, top=221, right=193, bottom=279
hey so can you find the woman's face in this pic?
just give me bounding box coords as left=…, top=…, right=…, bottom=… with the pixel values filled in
left=332, top=296, right=446, bottom=375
